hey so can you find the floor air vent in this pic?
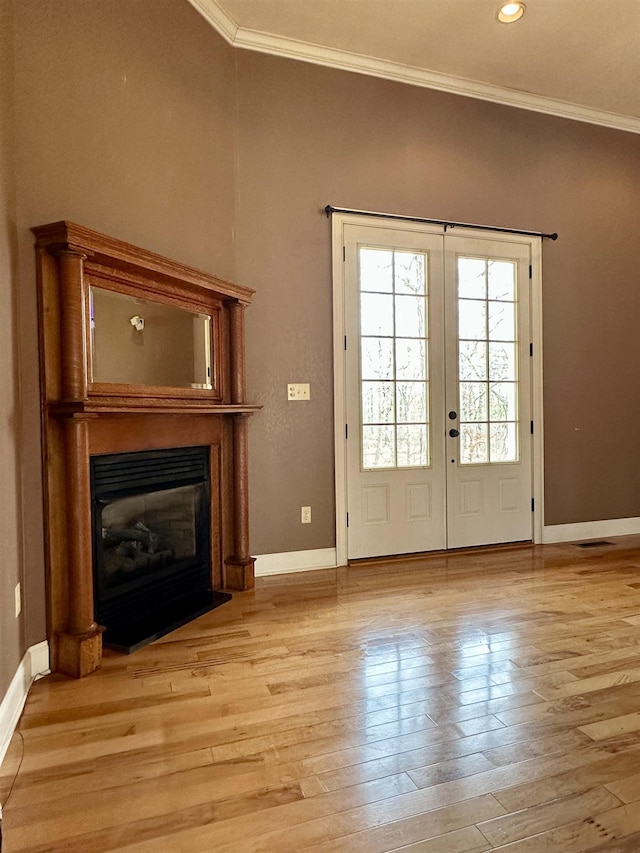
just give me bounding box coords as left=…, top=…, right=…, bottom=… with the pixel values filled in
left=575, top=540, right=613, bottom=548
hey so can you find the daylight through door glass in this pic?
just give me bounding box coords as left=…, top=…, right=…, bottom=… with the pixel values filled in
left=359, top=247, right=429, bottom=470
left=457, top=256, right=519, bottom=464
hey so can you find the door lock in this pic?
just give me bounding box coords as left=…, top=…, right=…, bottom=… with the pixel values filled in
left=448, top=411, right=457, bottom=420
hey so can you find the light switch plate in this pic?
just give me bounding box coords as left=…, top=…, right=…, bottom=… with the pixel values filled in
left=288, top=383, right=310, bottom=401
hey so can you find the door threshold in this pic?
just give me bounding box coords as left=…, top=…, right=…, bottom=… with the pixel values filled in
left=348, top=540, right=533, bottom=567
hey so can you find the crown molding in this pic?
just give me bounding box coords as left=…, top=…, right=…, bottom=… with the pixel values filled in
left=188, top=0, right=640, bottom=136
left=187, top=0, right=238, bottom=44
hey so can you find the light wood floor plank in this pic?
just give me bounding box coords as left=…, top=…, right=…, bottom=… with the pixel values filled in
left=491, top=739, right=640, bottom=813
left=476, top=785, right=623, bottom=846
left=487, top=803, right=640, bottom=851
left=388, top=826, right=491, bottom=853
left=5, top=536, right=640, bottom=851
left=604, top=771, right=640, bottom=804
left=580, top=711, right=640, bottom=742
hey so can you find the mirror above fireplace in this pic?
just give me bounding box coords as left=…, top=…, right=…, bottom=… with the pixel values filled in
left=89, top=286, right=214, bottom=391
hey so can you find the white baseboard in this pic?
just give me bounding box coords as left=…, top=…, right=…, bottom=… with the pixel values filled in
left=542, top=516, right=640, bottom=544
left=255, top=522, right=640, bottom=574
left=0, top=640, right=50, bottom=771
left=255, top=548, right=338, bottom=577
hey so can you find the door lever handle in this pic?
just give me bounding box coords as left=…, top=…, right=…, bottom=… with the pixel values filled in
left=449, top=428, right=460, bottom=438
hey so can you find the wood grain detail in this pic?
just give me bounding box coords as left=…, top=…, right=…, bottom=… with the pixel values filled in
left=3, top=537, right=640, bottom=849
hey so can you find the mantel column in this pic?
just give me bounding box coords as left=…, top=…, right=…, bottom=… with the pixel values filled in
left=225, top=301, right=255, bottom=590
left=57, top=249, right=88, bottom=399
left=229, top=301, right=246, bottom=405
left=56, top=413, right=103, bottom=678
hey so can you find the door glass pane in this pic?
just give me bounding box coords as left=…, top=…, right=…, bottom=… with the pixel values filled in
left=360, top=248, right=393, bottom=293
left=396, top=339, right=426, bottom=380
left=490, top=382, right=517, bottom=421
left=488, top=301, right=515, bottom=341
left=359, top=247, right=430, bottom=470
left=460, top=382, right=487, bottom=421
left=397, top=382, right=427, bottom=423
left=362, top=382, right=395, bottom=424
left=362, top=425, right=396, bottom=468
left=395, top=295, right=427, bottom=337
left=361, top=338, right=394, bottom=380
left=458, top=300, right=487, bottom=340
left=397, top=425, right=428, bottom=467
left=458, top=258, right=486, bottom=299
left=488, top=260, right=515, bottom=301
left=459, top=341, right=487, bottom=381
left=395, top=252, right=426, bottom=295
left=490, top=422, right=517, bottom=462
left=461, top=423, right=488, bottom=464
left=488, top=342, right=516, bottom=381
left=361, top=293, right=394, bottom=336
left=457, top=256, right=519, bottom=465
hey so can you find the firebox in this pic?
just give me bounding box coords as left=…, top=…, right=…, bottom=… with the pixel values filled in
left=90, top=446, right=230, bottom=652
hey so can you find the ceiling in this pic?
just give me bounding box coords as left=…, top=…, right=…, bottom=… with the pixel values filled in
left=188, top=0, right=640, bottom=134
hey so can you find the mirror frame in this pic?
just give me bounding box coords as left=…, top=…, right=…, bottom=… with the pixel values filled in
left=84, top=271, right=223, bottom=401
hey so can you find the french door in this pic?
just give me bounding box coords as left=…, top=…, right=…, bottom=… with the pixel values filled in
left=339, top=219, right=536, bottom=560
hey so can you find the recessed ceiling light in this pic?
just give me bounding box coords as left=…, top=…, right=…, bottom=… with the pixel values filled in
left=497, top=2, right=526, bottom=23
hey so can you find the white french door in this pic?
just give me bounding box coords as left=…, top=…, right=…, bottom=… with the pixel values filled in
left=344, top=226, right=446, bottom=558
left=338, top=219, right=538, bottom=560
left=444, top=234, right=532, bottom=549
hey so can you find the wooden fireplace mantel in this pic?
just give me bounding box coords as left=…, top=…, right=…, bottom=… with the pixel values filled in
left=34, top=221, right=259, bottom=678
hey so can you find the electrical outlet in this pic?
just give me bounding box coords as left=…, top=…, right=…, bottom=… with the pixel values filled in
left=14, top=582, right=21, bottom=618
left=301, top=505, right=312, bottom=524
left=287, top=383, right=310, bottom=401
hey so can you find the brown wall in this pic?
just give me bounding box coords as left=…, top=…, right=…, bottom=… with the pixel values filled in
left=235, top=53, right=640, bottom=552
left=0, top=0, right=25, bottom=698
left=14, top=0, right=237, bottom=277
left=6, top=0, right=237, bottom=662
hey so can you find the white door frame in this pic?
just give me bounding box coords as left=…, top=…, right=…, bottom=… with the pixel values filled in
left=332, top=212, right=545, bottom=566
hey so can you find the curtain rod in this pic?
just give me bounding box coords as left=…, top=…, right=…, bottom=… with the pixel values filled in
left=324, top=205, right=558, bottom=241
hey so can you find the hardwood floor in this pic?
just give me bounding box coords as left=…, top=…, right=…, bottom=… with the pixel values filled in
left=3, top=537, right=640, bottom=851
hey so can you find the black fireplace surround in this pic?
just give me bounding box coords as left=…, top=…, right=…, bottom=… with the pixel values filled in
left=91, top=446, right=230, bottom=652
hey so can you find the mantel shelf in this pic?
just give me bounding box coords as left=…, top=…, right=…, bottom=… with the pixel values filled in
left=50, top=400, right=262, bottom=417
